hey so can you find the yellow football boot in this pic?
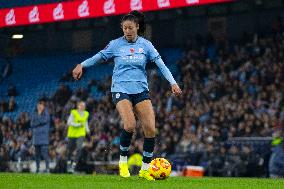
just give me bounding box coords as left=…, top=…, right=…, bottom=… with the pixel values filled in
left=119, top=162, right=130, bottom=178
left=139, top=169, right=155, bottom=181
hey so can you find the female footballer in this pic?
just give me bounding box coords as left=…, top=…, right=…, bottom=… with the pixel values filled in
left=72, top=10, right=182, bottom=180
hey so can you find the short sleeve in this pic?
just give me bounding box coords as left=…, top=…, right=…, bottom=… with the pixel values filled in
left=99, top=40, right=115, bottom=61
left=146, top=41, right=161, bottom=62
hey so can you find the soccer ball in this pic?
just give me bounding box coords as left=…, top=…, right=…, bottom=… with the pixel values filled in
left=149, top=158, right=171, bottom=180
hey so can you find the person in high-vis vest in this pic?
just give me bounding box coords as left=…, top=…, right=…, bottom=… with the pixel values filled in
left=67, top=101, right=90, bottom=173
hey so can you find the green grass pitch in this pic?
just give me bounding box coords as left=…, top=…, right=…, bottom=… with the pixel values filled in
left=0, top=173, right=283, bottom=189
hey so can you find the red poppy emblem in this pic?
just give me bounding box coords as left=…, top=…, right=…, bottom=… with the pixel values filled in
left=130, top=48, right=135, bottom=53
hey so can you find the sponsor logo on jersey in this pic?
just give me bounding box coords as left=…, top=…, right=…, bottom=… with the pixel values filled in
left=157, top=0, right=170, bottom=8
left=120, top=48, right=126, bottom=53
left=5, top=9, right=16, bottom=25
left=130, top=0, right=143, bottom=11
left=104, top=0, right=116, bottom=14
left=130, top=48, right=135, bottom=53
left=53, top=3, right=64, bottom=20
left=78, top=0, right=90, bottom=17
left=29, top=6, right=40, bottom=23
left=122, top=54, right=144, bottom=62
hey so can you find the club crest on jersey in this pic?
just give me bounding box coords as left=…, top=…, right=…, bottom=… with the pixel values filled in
left=138, top=48, right=144, bottom=53
left=130, top=48, right=135, bottom=53
left=116, top=93, right=120, bottom=98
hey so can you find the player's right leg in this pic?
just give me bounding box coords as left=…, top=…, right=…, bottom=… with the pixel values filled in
left=67, top=138, right=76, bottom=173
left=73, top=137, right=84, bottom=171
left=134, top=99, right=156, bottom=181
left=34, top=145, right=41, bottom=173
left=41, top=144, right=50, bottom=173
left=114, top=93, right=136, bottom=178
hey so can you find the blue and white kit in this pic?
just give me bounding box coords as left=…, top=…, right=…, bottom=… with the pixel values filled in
left=81, top=36, right=177, bottom=94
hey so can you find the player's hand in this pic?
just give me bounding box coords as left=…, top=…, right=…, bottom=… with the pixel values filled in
left=171, top=84, right=182, bottom=96
left=72, top=64, right=83, bottom=80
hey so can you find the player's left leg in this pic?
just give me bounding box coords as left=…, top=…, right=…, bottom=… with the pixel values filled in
left=115, top=99, right=136, bottom=178
left=74, top=137, right=84, bottom=172
left=134, top=99, right=155, bottom=181
left=41, top=144, right=50, bottom=173
left=67, top=138, right=76, bottom=173
left=34, top=145, right=41, bottom=173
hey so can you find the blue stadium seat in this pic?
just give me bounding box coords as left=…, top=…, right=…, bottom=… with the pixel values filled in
left=0, top=49, right=181, bottom=120
left=0, top=53, right=113, bottom=119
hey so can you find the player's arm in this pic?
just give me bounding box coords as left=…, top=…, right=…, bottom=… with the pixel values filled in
left=67, top=113, right=82, bottom=127
left=81, top=53, right=104, bottom=68
left=85, top=120, right=90, bottom=134
left=72, top=40, right=115, bottom=80
left=154, top=58, right=182, bottom=96
left=154, top=58, right=176, bottom=85
left=30, top=110, right=50, bottom=128
left=147, top=41, right=182, bottom=96
left=31, top=115, right=41, bottom=128
left=72, top=53, right=104, bottom=80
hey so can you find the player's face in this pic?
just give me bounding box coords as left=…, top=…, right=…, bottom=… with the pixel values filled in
left=37, top=102, right=45, bottom=113
left=78, top=102, right=85, bottom=111
left=122, top=20, right=139, bottom=42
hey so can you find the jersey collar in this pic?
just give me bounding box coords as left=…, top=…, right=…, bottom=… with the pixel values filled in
left=123, top=36, right=139, bottom=43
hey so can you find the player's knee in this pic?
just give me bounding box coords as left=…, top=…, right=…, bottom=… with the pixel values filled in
left=145, top=125, right=155, bottom=138
left=149, top=126, right=156, bottom=137
left=123, top=118, right=136, bottom=132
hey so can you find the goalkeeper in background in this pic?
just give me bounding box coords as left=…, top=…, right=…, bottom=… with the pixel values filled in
left=66, top=101, right=90, bottom=173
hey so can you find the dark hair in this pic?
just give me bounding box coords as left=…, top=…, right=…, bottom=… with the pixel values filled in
left=121, top=10, right=145, bottom=36
left=38, top=97, right=47, bottom=105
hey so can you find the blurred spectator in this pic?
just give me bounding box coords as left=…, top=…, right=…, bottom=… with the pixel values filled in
left=201, top=144, right=225, bottom=176
left=59, top=69, right=73, bottom=82
left=0, top=146, right=9, bottom=172
left=8, top=96, right=16, bottom=112
left=241, top=145, right=263, bottom=177
left=269, top=129, right=284, bottom=178
left=76, top=142, right=94, bottom=174
left=7, top=85, right=17, bottom=97
left=52, top=85, right=72, bottom=107
left=16, top=112, right=30, bottom=131
left=0, top=126, right=3, bottom=145
left=66, top=101, right=90, bottom=173
left=223, top=145, right=246, bottom=177
left=31, top=100, right=50, bottom=173
left=0, top=100, right=8, bottom=113
left=269, top=143, right=284, bottom=178
left=75, top=88, right=88, bottom=101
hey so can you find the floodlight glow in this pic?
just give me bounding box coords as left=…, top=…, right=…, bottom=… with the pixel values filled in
left=12, top=34, right=23, bottom=39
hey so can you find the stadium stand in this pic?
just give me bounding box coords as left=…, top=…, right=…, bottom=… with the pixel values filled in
left=1, top=30, right=284, bottom=177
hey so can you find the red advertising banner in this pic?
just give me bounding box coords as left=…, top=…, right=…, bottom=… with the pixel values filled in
left=0, top=0, right=233, bottom=28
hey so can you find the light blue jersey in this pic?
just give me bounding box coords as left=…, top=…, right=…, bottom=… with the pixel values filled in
left=81, top=36, right=176, bottom=94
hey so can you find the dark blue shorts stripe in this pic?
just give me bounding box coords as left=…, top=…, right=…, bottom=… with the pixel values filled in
left=112, top=90, right=150, bottom=106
